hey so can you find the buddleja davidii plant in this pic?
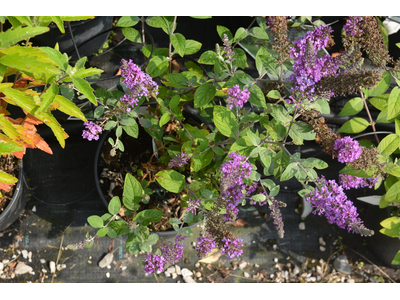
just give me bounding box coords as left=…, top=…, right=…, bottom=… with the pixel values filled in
left=0, top=16, right=103, bottom=195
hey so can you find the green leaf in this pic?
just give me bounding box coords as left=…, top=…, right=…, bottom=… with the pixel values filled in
left=40, top=47, right=69, bottom=71
left=116, top=16, right=140, bottom=27
left=155, top=170, right=185, bottom=193
left=198, top=50, right=218, bottom=65
left=233, top=27, right=248, bottom=43
left=213, top=105, right=238, bottom=138
left=72, top=77, right=96, bottom=105
left=135, top=209, right=163, bottom=226
left=338, top=118, right=370, bottom=134
left=38, top=83, right=59, bottom=113
left=94, top=106, right=105, bottom=119
left=251, top=194, right=266, bottom=202
left=255, top=46, right=278, bottom=79
left=123, top=173, right=143, bottom=210
left=362, top=71, right=391, bottom=98
left=184, top=40, right=202, bottom=55
left=108, top=196, right=121, bottom=215
left=171, top=33, right=186, bottom=57
left=72, top=67, right=103, bottom=79
left=248, top=26, right=269, bottom=39
left=338, top=97, right=364, bottom=117
left=384, top=163, right=400, bottom=177
left=191, top=148, right=214, bottom=172
left=387, top=86, right=400, bottom=120
left=146, top=234, right=159, bottom=245
left=50, top=16, right=65, bottom=33
left=339, top=165, right=375, bottom=178
left=369, top=94, right=389, bottom=111
left=194, top=83, right=216, bottom=108
left=147, top=56, right=169, bottom=78
left=377, top=134, right=400, bottom=156
left=87, top=216, right=104, bottom=229
left=0, top=141, right=24, bottom=154
left=273, top=150, right=290, bottom=178
left=232, top=48, right=248, bottom=69
left=122, top=123, right=139, bottom=139
left=0, top=26, right=49, bottom=48
left=169, top=95, right=181, bottom=110
left=159, top=112, right=171, bottom=127
left=216, top=25, right=232, bottom=41
left=122, top=27, right=142, bottom=43
left=391, top=250, right=400, bottom=265
left=96, top=227, right=109, bottom=237
left=266, top=90, right=281, bottom=99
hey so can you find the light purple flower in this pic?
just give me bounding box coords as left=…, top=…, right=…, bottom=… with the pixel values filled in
left=226, top=85, right=250, bottom=109
left=305, top=176, right=373, bottom=236
left=333, top=136, right=362, bottom=163
left=221, top=237, right=243, bottom=258
left=339, top=174, right=379, bottom=190
left=268, top=197, right=285, bottom=238
left=120, top=59, right=158, bottom=112
left=160, top=235, right=186, bottom=268
left=82, top=121, right=102, bottom=141
left=143, top=253, right=166, bottom=275
left=222, top=34, right=235, bottom=62
left=196, top=233, right=216, bottom=258
left=187, top=198, right=200, bottom=215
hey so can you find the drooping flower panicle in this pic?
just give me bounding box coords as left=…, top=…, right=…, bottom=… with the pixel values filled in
left=305, top=176, right=374, bottom=236
left=168, top=152, right=191, bottom=168
left=196, top=232, right=216, bottom=258
left=339, top=174, right=379, bottom=190
left=221, top=236, right=243, bottom=258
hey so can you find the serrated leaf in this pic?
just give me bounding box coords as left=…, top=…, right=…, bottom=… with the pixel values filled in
left=38, top=83, right=59, bottom=113
left=40, top=47, right=69, bottom=71
left=0, top=26, right=49, bottom=48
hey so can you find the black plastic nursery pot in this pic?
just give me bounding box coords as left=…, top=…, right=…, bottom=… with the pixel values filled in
left=0, top=162, right=28, bottom=232
left=94, top=128, right=198, bottom=237
left=31, top=16, right=113, bottom=61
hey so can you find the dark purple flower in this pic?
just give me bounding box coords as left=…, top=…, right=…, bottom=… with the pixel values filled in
left=161, top=235, right=186, bottom=268
left=196, top=232, right=216, bottom=258
left=221, top=237, right=243, bottom=258
left=225, top=85, right=250, bottom=109
left=268, top=197, right=285, bottom=238
left=143, top=253, right=166, bottom=275
left=343, top=16, right=364, bottom=37
left=82, top=121, right=102, bottom=141
left=333, top=136, right=362, bottom=163
left=168, top=152, right=191, bottom=168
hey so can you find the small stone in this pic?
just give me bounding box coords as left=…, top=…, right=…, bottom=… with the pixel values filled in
left=195, top=263, right=200, bottom=268
left=308, top=276, right=316, bottom=282
left=40, top=259, right=46, bottom=264
left=272, top=244, right=278, bottom=250
left=167, top=266, right=176, bottom=274
left=107, top=265, right=111, bottom=269
left=0, top=262, right=3, bottom=272
left=286, top=256, right=290, bottom=261
left=28, top=251, right=32, bottom=262
left=42, top=269, right=47, bottom=273
left=106, top=272, right=110, bottom=278
left=316, top=275, right=322, bottom=281
left=239, top=261, right=247, bottom=270
left=49, top=261, right=56, bottom=274
left=21, top=250, right=28, bottom=259
left=319, top=237, right=326, bottom=246
left=56, top=264, right=66, bottom=271
left=333, top=255, right=351, bottom=275
left=175, top=265, right=181, bottom=275
left=99, top=253, right=114, bottom=268
left=195, top=272, right=202, bottom=278
left=299, top=222, right=305, bottom=230
left=254, top=263, right=260, bottom=268
left=0, top=233, right=3, bottom=237
left=164, top=271, right=171, bottom=278
left=15, top=262, right=33, bottom=275
left=319, top=246, right=326, bottom=252
left=181, top=268, right=193, bottom=277
left=121, top=266, right=127, bottom=271
left=273, top=258, right=278, bottom=263
left=192, top=242, right=196, bottom=247
left=88, top=260, right=92, bottom=264
left=348, top=278, right=355, bottom=283
left=172, top=273, right=177, bottom=279
left=244, top=272, right=250, bottom=278
left=183, top=276, right=196, bottom=283
left=32, top=206, right=36, bottom=212
left=2, top=259, right=9, bottom=264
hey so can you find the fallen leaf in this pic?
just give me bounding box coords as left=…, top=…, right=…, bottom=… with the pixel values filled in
left=197, top=248, right=222, bottom=264
left=229, top=218, right=247, bottom=227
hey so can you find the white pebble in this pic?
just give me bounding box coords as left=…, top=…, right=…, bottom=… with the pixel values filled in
left=99, top=253, right=114, bottom=268
left=195, top=263, right=200, bottom=268
left=183, top=276, right=196, bottom=283
left=164, top=271, right=171, bottom=277
left=272, top=244, right=277, bottom=250
left=15, top=262, right=33, bottom=275
left=319, top=246, right=326, bottom=252
left=49, top=261, right=56, bottom=274
left=273, top=258, right=278, bottom=263
left=175, top=265, right=181, bottom=275
left=28, top=251, right=32, bottom=262
left=0, top=262, right=3, bottom=271
left=56, top=264, right=66, bottom=271
left=166, top=266, right=176, bottom=274
left=32, top=206, right=36, bottom=212
left=239, top=261, right=247, bottom=270
left=121, top=266, right=127, bottom=271
left=106, top=272, right=110, bottom=278
left=254, top=263, right=260, bottom=268
left=21, top=250, right=28, bottom=259
left=244, top=272, right=250, bottom=278
left=42, top=269, right=47, bottom=273
left=107, top=265, right=111, bottom=269
left=172, top=273, right=178, bottom=279
left=195, top=272, right=202, bottom=278
left=181, top=268, right=193, bottom=277
left=40, top=259, right=46, bottom=264
left=348, top=278, right=355, bottom=283
left=2, top=259, right=9, bottom=264
left=299, top=222, right=306, bottom=230
left=319, top=237, right=326, bottom=246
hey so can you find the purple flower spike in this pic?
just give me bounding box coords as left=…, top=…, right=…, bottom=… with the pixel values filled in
left=143, top=253, right=166, bottom=275
left=226, top=85, right=250, bottom=109
left=196, top=233, right=216, bottom=258
left=334, top=136, right=362, bottom=163
left=168, top=152, right=191, bottom=168
left=82, top=121, right=102, bottom=141
left=343, top=16, right=364, bottom=37
left=221, top=237, right=243, bottom=258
